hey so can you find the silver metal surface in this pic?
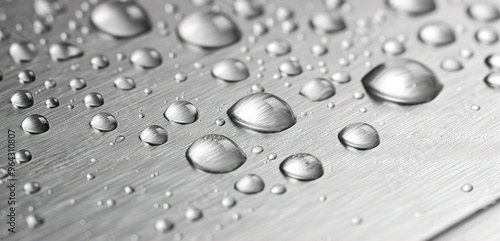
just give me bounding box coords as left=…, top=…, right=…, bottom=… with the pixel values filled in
left=1, top=0, right=500, bottom=240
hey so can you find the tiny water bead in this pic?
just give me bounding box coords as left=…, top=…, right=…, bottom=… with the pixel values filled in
left=48, top=42, right=83, bottom=62
left=185, top=207, right=203, bottom=222
left=90, top=1, right=151, bottom=38
left=467, top=3, right=499, bottom=22
left=114, top=76, right=136, bottom=90
left=186, top=134, right=246, bottom=173
left=279, top=60, right=303, bottom=76
left=90, top=55, right=110, bottom=70
left=22, top=114, right=50, bottom=134
left=234, top=174, right=265, bottom=194
left=177, top=11, right=241, bottom=49
left=24, top=182, right=41, bottom=194
left=11, top=90, right=34, bottom=108
left=361, top=59, right=442, bottom=105
left=387, top=0, right=435, bottom=16
left=299, top=78, right=336, bottom=101
left=164, top=100, right=199, bottom=124
left=155, top=219, right=174, bottom=233
left=461, top=183, right=473, bottom=192
left=227, top=93, right=296, bottom=133
left=418, top=22, right=455, bottom=47
left=265, top=39, right=291, bottom=57
left=484, top=72, right=500, bottom=89
left=211, top=59, right=249, bottom=82
left=338, top=123, right=380, bottom=150
left=270, top=184, right=287, bottom=195
left=9, top=41, right=38, bottom=63
left=90, top=112, right=118, bottom=132
left=16, top=149, right=32, bottom=163
left=69, top=77, right=87, bottom=91
left=18, top=70, right=36, bottom=84
left=279, top=153, right=324, bottom=181
left=130, top=48, right=162, bottom=69
left=309, top=12, right=346, bottom=35
left=139, top=125, right=168, bottom=146
left=84, top=92, right=104, bottom=107
left=470, top=104, right=480, bottom=111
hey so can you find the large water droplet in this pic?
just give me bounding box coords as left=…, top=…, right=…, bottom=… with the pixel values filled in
left=177, top=11, right=241, bottom=49
left=212, top=59, right=249, bottom=82
left=361, top=59, right=442, bottom=105
left=265, top=39, right=291, bottom=57
left=338, top=123, right=380, bottom=150
left=300, top=78, right=336, bottom=101
left=22, top=114, right=50, bottom=134
left=467, top=3, right=499, bottom=22
left=309, top=12, right=346, bottom=35
left=90, top=112, right=117, bottom=132
left=34, top=0, right=65, bottom=17
left=233, top=0, right=263, bottom=19
left=164, top=100, right=199, bottom=124
left=418, top=22, right=455, bottom=47
left=11, top=90, right=34, bottom=108
left=48, top=42, right=83, bottom=62
left=130, top=48, right=162, bottom=69
left=387, top=0, right=435, bottom=15
left=227, top=93, right=296, bottom=133
left=139, top=125, right=168, bottom=146
left=186, top=134, right=246, bottom=173
left=9, top=41, right=38, bottom=63
left=279, top=153, right=324, bottom=181
left=114, top=76, right=136, bottom=90
left=90, top=1, right=151, bottom=38
left=234, top=174, right=265, bottom=194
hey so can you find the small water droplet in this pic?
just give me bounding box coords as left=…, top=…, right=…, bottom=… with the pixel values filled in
left=139, top=125, right=168, bottom=146
left=279, top=60, right=303, bottom=76
left=387, top=0, right=435, bottom=15
left=174, top=72, right=187, bottom=82
left=130, top=48, right=162, bottom=69
left=22, top=114, right=49, bottom=134
left=114, top=76, right=136, bottom=90
left=18, top=70, right=36, bottom=84
left=338, top=123, right=380, bottom=150
left=234, top=174, right=265, bottom=194
left=330, top=71, right=351, bottom=83
left=299, top=78, right=335, bottom=101
left=48, top=42, right=83, bottom=62
left=270, top=184, right=286, bottom=195
left=155, top=219, right=174, bottom=233
left=16, top=149, right=32, bottom=163
left=90, top=112, right=117, bottom=132
left=215, top=118, right=225, bottom=126
left=46, top=97, right=59, bottom=108
left=484, top=72, right=500, bottom=89
left=221, top=197, right=236, bottom=208
left=461, top=183, right=473, bottom=192
left=24, top=182, right=41, bottom=194
left=309, top=12, right=346, bottom=35
left=467, top=3, right=499, bottom=22
left=280, top=153, right=324, bottom=181
left=84, top=92, right=104, bottom=107
left=440, top=58, right=463, bottom=71
left=91, top=1, right=151, bottom=38
left=212, top=59, right=249, bottom=82
left=11, top=90, right=34, bottom=108
left=418, top=22, right=455, bottom=46
left=471, top=104, right=480, bottom=111
left=10, top=41, right=38, bottom=63
left=251, top=84, right=265, bottom=93
left=185, top=207, right=203, bottom=222
left=90, top=55, right=109, bottom=69
left=382, top=40, right=405, bottom=56
left=164, top=100, right=198, bottom=124
left=251, top=146, right=264, bottom=154
left=350, top=217, right=363, bottom=225
left=475, top=27, right=498, bottom=45
left=233, top=0, right=263, bottom=19
left=69, top=77, right=87, bottom=91
left=265, top=39, right=291, bottom=57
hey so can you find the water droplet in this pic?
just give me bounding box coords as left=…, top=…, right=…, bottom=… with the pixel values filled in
left=212, top=59, right=249, bottom=82
left=270, top=184, right=286, bottom=195
left=11, top=90, right=34, bottom=108
left=177, top=11, right=241, bottom=49
left=279, top=153, right=324, bottom=181
left=484, top=72, right=500, bottom=89
left=276, top=6, right=294, bottom=21
left=155, top=219, right=174, bottom=233
left=338, top=122, right=380, bottom=150
left=485, top=54, right=500, bottom=70
left=164, top=100, right=198, bottom=124
left=475, top=27, right=498, bottom=45
left=84, top=92, right=104, bottom=107
left=221, top=197, right=236, bottom=208
left=330, top=71, right=351, bottom=84
left=418, top=22, right=455, bottom=47
left=130, top=48, right=162, bottom=69
left=69, top=77, right=87, bottom=90
left=461, top=183, right=473, bottom=192
left=227, top=93, right=296, bottom=133
left=46, top=97, right=59, bottom=108
left=91, top=1, right=151, bottom=38
left=265, top=39, right=291, bottom=57
left=139, top=125, right=168, bottom=146
left=174, top=72, right=188, bottom=83
left=350, top=217, right=363, bottom=225
left=185, top=207, right=203, bottom=222
left=90, top=112, right=117, bottom=132
left=18, top=70, right=36, bottom=84
left=361, top=59, right=442, bottom=105
left=440, top=58, right=463, bottom=72
left=233, top=0, right=263, bottom=19
left=26, top=214, right=44, bottom=229
left=186, top=134, right=246, bottom=173
left=252, top=22, right=268, bottom=36
left=323, top=0, right=344, bottom=10
left=387, top=0, right=435, bottom=15
left=279, top=60, right=302, bottom=76
left=467, top=3, right=499, bottom=22
left=300, top=78, right=336, bottom=101
left=234, top=174, right=265, bottom=194
left=90, top=55, right=109, bottom=69
left=251, top=84, right=265, bottom=93
left=114, top=76, right=136, bottom=90
left=16, top=149, right=32, bottom=163
left=215, top=118, right=225, bottom=126
left=471, top=104, right=481, bottom=111
left=22, top=114, right=50, bottom=134
left=24, top=182, right=41, bottom=194
left=44, top=79, right=57, bottom=89
left=48, top=42, right=83, bottom=62
left=9, top=41, right=38, bottom=63
left=251, top=145, right=264, bottom=154
left=382, top=40, right=405, bottom=56
left=309, top=12, right=346, bottom=35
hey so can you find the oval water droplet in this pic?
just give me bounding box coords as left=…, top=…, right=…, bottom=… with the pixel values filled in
left=90, top=112, right=117, bottom=132
left=212, top=59, right=249, bottom=82
left=265, top=39, right=291, bottom=57
left=90, top=55, right=109, bottom=70
left=11, top=90, right=34, bottom=108
left=155, top=219, right=174, bottom=233
left=440, top=58, right=463, bottom=72
left=114, top=76, right=136, bottom=90
left=84, top=92, right=104, bottom=107
left=10, top=41, right=38, bottom=63
left=177, top=11, right=241, bottom=49
left=185, top=207, right=203, bottom=222
left=48, top=42, right=83, bottom=62
left=382, top=40, right=405, bottom=56
left=279, top=153, right=324, bottom=181
left=467, top=3, right=499, bottom=22
left=233, top=0, right=263, bottom=19
left=22, top=114, right=49, bottom=134
left=338, top=122, right=380, bottom=150
left=418, top=22, right=455, bottom=47
left=24, top=181, right=41, bottom=194
left=485, top=54, right=500, bottom=70
left=309, top=12, right=346, bottom=35
left=330, top=71, right=351, bottom=83
left=90, top=1, right=151, bottom=38
left=227, top=93, right=296, bottom=133
left=270, top=184, right=286, bottom=195
left=164, top=100, right=199, bottom=124
left=46, top=97, right=59, bottom=108
left=361, top=59, right=442, bottom=105
left=16, top=149, right=32, bottom=163
left=186, top=134, right=246, bottom=173
left=139, top=125, right=168, bottom=146
left=130, top=48, right=162, bottom=69
left=26, top=214, right=44, bottom=229
left=387, top=0, right=435, bottom=16
left=484, top=72, right=500, bottom=89
left=234, top=174, right=265, bottom=194
left=475, top=27, right=498, bottom=45
left=300, top=78, right=336, bottom=101
left=221, top=197, right=237, bottom=208
left=18, top=70, right=36, bottom=84
left=279, top=60, right=302, bottom=76
left=69, top=77, right=87, bottom=90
